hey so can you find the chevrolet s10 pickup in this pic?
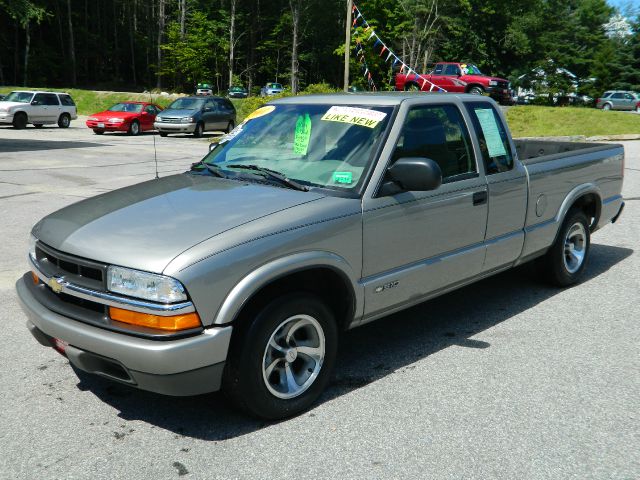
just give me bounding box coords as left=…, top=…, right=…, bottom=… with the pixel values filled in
left=17, top=93, right=625, bottom=419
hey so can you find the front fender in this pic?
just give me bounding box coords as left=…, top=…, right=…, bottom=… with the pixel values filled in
left=212, top=251, right=363, bottom=326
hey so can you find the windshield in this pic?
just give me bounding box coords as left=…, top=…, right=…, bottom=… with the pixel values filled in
left=461, top=64, right=483, bottom=75
left=108, top=103, right=143, bottom=113
left=267, top=83, right=283, bottom=89
left=4, top=91, right=34, bottom=103
left=201, top=104, right=393, bottom=191
left=230, top=87, right=245, bottom=92
left=168, top=98, right=205, bottom=110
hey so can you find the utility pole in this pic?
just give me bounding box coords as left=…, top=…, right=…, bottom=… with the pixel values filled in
left=343, top=0, right=352, bottom=92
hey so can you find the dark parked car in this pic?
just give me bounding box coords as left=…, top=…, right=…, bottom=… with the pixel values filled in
left=596, top=91, right=640, bottom=111
left=154, top=96, right=236, bottom=137
left=228, top=86, right=248, bottom=99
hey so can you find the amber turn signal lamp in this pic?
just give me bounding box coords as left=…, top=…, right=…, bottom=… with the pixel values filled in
left=31, top=271, right=39, bottom=285
left=109, top=307, right=202, bottom=331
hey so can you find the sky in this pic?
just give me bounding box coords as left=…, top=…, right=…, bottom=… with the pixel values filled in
left=607, top=0, right=639, bottom=13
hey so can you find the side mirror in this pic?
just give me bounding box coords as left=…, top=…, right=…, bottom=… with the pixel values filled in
left=380, top=157, right=442, bottom=196
left=209, top=140, right=219, bottom=152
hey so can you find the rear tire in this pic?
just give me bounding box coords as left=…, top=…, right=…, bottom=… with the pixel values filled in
left=222, top=293, right=338, bottom=420
left=537, top=209, right=591, bottom=287
left=193, top=122, right=204, bottom=138
left=12, top=112, right=27, bottom=129
left=58, top=113, right=71, bottom=128
left=603, top=103, right=612, bottom=111
left=128, top=120, right=140, bottom=136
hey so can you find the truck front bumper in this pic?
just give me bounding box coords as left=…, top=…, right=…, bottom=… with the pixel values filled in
left=486, top=86, right=513, bottom=105
left=16, top=276, right=232, bottom=396
left=0, top=113, right=15, bottom=124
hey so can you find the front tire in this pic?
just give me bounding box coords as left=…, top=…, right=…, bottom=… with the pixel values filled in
left=468, top=86, right=484, bottom=95
left=603, top=103, right=612, bottom=111
left=58, top=113, right=71, bottom=128
left=193, top=122, right=204, bottom=138
left=223, top=293, right=338, bottom=420
left=537, top=209, right=591, bottom=287
left=128, top=120, right=140, bottom=136
left=225, top=121, right=235, bottom=133
left=12, top=112, right=27, bottom=129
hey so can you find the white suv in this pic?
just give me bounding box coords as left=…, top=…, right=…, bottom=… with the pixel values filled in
left=0, top=90, right=78, bottom=129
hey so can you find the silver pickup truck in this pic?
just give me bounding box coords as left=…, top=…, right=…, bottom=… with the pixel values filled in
left=16, top=93, right=625, bottom=419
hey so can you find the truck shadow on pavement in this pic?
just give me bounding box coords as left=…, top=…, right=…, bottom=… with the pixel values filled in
left=0, top=138, right=105, bottom=153
left=74, top=243, right=632, bottom=440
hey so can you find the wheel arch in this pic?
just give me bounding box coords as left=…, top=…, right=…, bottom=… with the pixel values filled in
left=403, top=81, right=421, bottom=91
left=553, top=184, right=602, bottom=243
left=213, top=251, right=361, bottom=331
left=465, top=83, right=485, bottom=93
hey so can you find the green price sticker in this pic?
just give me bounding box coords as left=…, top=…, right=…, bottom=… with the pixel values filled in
left=293, top=113, right=312, bottom=155
left=332, top=171, right=353, bottom=184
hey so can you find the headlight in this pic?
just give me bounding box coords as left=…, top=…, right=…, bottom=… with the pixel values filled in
left=108, top=117, right=125, bottom=123
left=107, top=266, right=188, bottom=303
left=0, top=107, right=7, bottom=113
left=28, top=234, right=37, bottom=261
left=489, top=80, right=498, bottom=86
left=181, top=117, right=194, bottom=123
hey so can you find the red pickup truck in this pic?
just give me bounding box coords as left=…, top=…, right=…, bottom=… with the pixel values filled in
left=395, top=62, right=513, bottom=105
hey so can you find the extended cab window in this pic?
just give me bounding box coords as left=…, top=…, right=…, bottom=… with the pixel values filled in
left=393, top=104, right=476, bottom=181
left=443, top=64, right=461, bottom=76
left=465, top=102, right=513, bottom=174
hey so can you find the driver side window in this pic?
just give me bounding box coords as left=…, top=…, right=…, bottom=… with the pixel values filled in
left=392, top=105, right=477, bottom=182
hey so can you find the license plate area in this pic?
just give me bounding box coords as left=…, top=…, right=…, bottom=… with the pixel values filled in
left=97, top=122, right=105, bottom=128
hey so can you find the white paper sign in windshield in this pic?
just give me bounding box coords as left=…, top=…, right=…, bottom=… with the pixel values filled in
left=475, top=108, right=507, bottom=158
left=321, top=106, right=387, bottom=128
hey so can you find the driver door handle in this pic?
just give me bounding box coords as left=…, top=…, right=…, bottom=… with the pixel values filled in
left=473, top=191, right=488, bottom=206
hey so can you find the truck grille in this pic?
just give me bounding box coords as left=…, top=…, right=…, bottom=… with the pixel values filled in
left=35, top=242, right=106, bottom=290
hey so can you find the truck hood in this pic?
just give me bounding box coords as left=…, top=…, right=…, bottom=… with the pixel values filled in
left=33, top=174, right=325, bottom=273
left=0, top=101, right=29, bottom=110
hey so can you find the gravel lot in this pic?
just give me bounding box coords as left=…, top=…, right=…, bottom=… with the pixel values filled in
left=0, top=120, right=638, bottom=479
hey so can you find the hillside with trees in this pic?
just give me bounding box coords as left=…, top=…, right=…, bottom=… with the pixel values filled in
left=0, top=0, right=638, bottom=99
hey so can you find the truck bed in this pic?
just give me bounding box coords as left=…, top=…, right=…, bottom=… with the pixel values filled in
left=515, top=139, right=624, bottom=260
left=514, top=139, right=619, bottom=165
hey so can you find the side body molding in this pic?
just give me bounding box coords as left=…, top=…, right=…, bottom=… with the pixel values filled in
left=212, top=251, right=363, bottom=326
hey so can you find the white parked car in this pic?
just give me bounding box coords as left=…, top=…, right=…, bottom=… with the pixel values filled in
left=0, top=90, right=78, bottom=129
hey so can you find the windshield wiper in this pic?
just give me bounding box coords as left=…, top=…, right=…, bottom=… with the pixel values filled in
left=226, top=164, right=309, bottom=192
left=189, top=160, right=226, bottom=178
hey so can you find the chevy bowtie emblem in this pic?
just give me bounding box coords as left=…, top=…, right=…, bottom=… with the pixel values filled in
left=48, top=277, right=64, bottom=294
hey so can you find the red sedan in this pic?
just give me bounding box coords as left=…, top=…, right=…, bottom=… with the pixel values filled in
left=86, top=101, right=163, bottom=135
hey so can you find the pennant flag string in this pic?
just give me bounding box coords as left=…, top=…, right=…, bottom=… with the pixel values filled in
left=351, top=3, right=447, bottom=93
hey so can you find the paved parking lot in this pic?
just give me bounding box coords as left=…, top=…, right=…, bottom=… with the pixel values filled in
left=0, top=121, right=638, bottom=479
